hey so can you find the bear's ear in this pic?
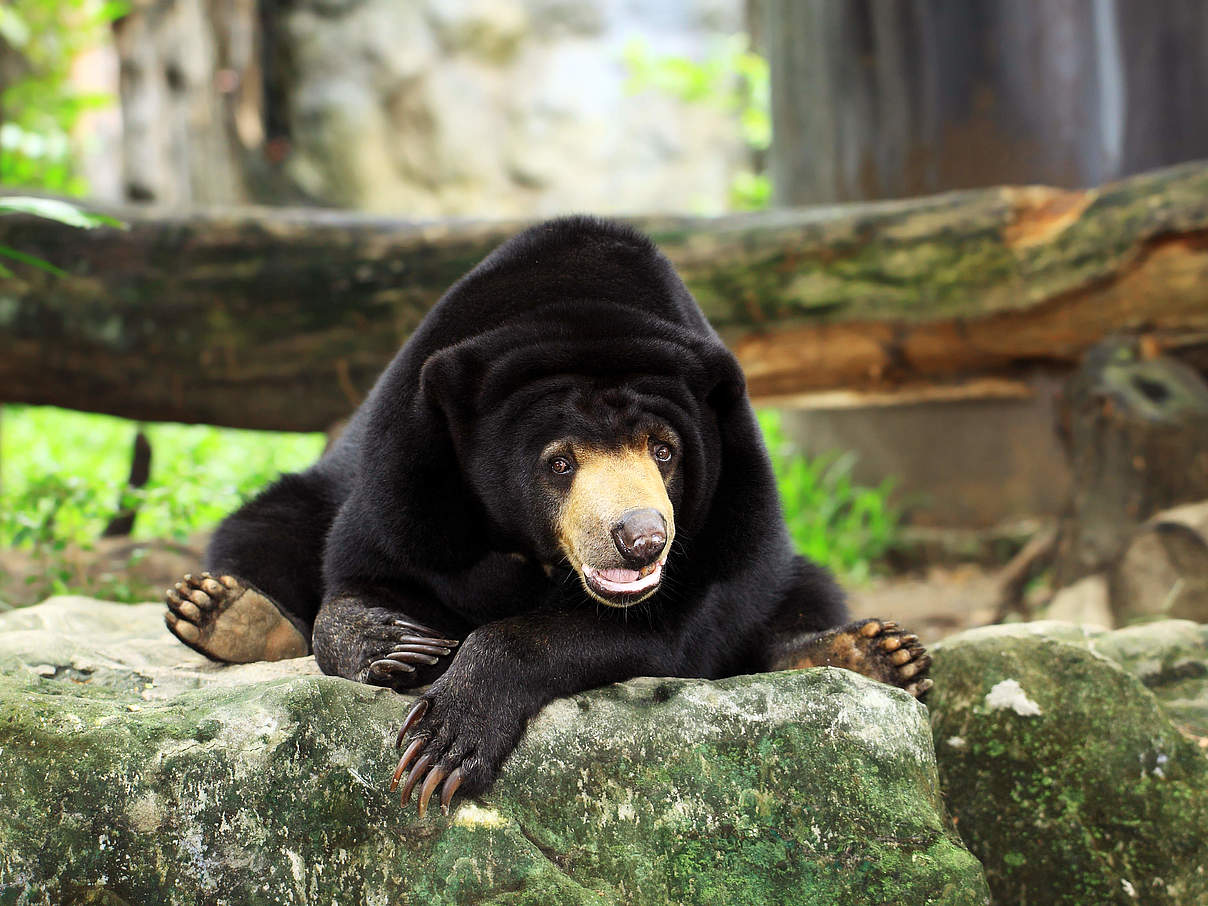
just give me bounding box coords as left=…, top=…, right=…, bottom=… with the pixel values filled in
left=701, top=344, right=747, bottom=413
left=419, top=341, right=486, bottom=429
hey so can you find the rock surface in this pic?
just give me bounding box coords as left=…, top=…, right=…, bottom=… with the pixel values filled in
left=928, top=620, right=1208, bottom=906
left=0, top=598, right=986, bottom=906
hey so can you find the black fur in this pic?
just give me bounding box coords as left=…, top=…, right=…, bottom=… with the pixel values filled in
left=205, top=217, right=849, bottom=796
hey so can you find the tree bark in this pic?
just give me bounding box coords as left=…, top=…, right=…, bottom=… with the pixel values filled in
left=113, top=0, right=264, bottom=205
left=767, top=0, right=1208, bottom=206
left=4, top=161, right=1208, bottom=431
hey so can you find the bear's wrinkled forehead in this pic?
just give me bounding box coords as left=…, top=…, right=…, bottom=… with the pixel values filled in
left=574, top=385, right=640, bottom=418
left=567, top=385, right=668, bottom=442
left=498, top=381, right=668, bottom=448
left=486, top=373, right=690, bottom=450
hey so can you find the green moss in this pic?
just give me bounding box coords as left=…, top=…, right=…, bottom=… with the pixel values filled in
left=929, top=626, right=1208, bottom=906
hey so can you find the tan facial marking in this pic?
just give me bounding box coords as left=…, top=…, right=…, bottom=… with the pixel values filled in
left=555, top=442, right=675, bottom=602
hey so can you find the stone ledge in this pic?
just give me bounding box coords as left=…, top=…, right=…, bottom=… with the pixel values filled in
left=0, top=598, right=986, bottom=906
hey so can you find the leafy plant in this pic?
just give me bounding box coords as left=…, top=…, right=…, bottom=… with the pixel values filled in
left=0, top=405, right=327, bottom=546
left=0, top=0, right=128, bottom=195
left=0, top=194, right=123, bottom=275
left=758, top=410, right=901, bottom=583
left=0, top=194, right=121, bottom=226
left=0, top=471, right=152, bottom=605
left=0, top=0, right=129, bottom=273
left=623, top=34, right=771, bottom=210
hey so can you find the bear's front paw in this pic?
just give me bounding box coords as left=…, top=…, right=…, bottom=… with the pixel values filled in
left=359, top=618, right=459, bottom=690
left=388, top=682, right=519, bottom=817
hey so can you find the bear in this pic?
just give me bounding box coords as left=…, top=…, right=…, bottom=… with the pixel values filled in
left=164, top=216, right=931, bottom=817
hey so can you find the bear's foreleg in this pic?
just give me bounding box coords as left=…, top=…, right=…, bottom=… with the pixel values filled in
left=390, top=610, right=677, bottom=816
left=767, top=557, right=932, bottom=697
left=769, top=618, right=933, bottom=697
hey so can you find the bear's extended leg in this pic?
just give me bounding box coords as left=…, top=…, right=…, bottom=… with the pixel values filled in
left=769, top=618, right=933, bottom=697
left=164, top=471, right=336, bottom=663
left=768, top=557, right=932, bottom=697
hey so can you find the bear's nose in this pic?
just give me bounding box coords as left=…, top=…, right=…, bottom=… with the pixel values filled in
left=612, top=508, right=667, bottom=567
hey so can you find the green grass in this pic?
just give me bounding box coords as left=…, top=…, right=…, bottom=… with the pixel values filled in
left=0, top=404, right=325, bottom=547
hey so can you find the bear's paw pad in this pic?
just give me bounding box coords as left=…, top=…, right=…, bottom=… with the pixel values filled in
left=164, top=573, right=308, bottom=663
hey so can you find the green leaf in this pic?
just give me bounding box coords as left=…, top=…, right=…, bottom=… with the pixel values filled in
left=98, top=1, right=133, bottom=22
left=0, top=245, right=68, bottom=277
left=0, top=7, right=31, bottom=48
left=0, top=196, right=125, bottom=229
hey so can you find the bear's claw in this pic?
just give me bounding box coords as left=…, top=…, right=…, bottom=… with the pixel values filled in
left=363, top=624, right=459, bottom=687
left=395, top=699, right=429, bottom=743
left=391, top=712, right=468, bottom=816
left=389, top=687, right=499, bottom=817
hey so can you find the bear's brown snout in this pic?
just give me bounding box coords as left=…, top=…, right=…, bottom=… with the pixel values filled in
left=612, top=508, right=667, bottom=567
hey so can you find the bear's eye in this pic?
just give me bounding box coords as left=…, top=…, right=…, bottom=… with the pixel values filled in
left=549, top=456, right=574, bottom=475
left=652, top=443, right=673, bottom=463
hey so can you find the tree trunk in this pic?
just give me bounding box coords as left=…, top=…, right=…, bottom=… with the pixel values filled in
left=100, top=429, right=152, bottom=538
left=768, top=0, right=1208, bottom=206
left=1054, top=339, right=1208, bottom=588
left=113, top=0, right=263, bottom=205
left=4, top=162, right=1208, bottom=431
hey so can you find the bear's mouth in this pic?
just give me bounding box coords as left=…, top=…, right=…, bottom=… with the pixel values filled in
left=582, top=559, right=664, bottom=606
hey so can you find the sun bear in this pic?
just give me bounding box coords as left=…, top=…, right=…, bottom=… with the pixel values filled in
left=164, top=216, right=931, bottom=816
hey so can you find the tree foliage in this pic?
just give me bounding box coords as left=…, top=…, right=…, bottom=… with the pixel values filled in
left=0, top=0, right=127, bottom=194
left=759, top=411, right=901, bottom=582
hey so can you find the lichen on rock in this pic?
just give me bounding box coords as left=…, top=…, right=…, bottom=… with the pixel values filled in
left=0, top=597, right=986, bottom=905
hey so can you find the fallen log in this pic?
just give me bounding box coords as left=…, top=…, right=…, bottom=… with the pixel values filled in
left=4, top=161, right=1208, bottom=430
left=1111, top=500, right=1208, bottom=625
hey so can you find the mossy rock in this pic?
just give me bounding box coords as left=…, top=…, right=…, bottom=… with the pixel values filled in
left=0, top=598, right=986, bottom=906
left=928, top=621, right=1208, bottom=906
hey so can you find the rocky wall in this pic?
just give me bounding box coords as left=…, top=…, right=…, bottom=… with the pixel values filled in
left=279, top=0, right=749, bottom=216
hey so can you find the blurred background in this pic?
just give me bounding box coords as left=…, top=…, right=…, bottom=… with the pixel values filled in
left=4, top=0, right=1208, bottom=638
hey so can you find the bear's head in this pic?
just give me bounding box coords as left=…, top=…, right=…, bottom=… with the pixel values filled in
left=491, top=381, right=682, bottom=606
left=418, top=314, right=743, bottom=608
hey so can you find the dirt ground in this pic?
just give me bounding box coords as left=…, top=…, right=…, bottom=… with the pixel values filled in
left=848, top=564, right=1003, bottom=644
left=1, top=533, right=1003, bottom=647
left=0, top=535, right=205, bottom=611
